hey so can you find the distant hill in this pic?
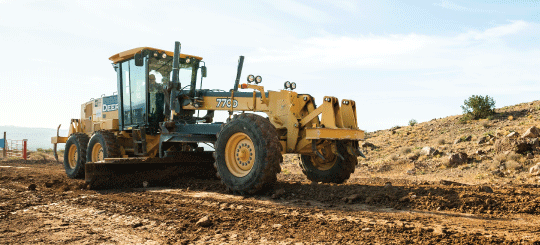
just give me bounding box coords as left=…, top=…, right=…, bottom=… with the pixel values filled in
left=0, top=126, right=68, bottom=151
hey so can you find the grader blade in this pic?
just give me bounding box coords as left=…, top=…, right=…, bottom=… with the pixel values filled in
left=85, top=152, right=216, bottom=189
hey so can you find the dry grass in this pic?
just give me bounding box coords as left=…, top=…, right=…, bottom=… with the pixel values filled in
left=437, top=138, right=446, bottom=145
left=493, top=154, right=507, bottom=164
left=401, top=147, right=412, bottom=155
left=507, top=152, right=524, bottom=163
left=505, top=160, right=522, bottom=170
left=386, top=154, right=399, bottom=161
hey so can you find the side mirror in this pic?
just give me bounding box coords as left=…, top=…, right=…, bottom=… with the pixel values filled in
left=201, top=66, right=207, bottom=78
left=134, top=53, right=144, bottom=66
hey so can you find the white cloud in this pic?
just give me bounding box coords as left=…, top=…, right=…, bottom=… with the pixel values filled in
left=262, top=0, right=331, bottom=23
left=434, top=0, right=499, bottom=13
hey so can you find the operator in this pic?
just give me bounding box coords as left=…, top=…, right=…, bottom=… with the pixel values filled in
left=148, top=74, right=161, bottom=93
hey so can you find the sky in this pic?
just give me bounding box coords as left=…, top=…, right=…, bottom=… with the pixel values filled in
left=0, top=0, right=539, bottom=132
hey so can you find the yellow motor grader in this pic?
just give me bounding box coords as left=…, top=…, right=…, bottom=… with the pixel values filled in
left=52, top=41, right=365, bottom=193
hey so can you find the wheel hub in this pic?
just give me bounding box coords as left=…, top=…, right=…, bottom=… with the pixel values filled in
left=311, top=145, right=337, bottom=171
left=91, top=143, right=104, bottom=162
left=225, top=132, right=255, bottom=177
left=68, top=144, right=78, bottom=169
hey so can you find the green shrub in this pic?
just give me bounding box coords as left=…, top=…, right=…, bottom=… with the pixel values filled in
left=408, top=119, right=417, bottom=126
left=461, top=95, right=495, bottom=120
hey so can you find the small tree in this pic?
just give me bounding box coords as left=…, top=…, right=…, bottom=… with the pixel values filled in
left=461, top=95, right=495, bottom=120
left=408, top=119, right=417, bottom=126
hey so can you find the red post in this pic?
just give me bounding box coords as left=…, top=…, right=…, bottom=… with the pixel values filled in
left=23, top=139, right=27, bottom=160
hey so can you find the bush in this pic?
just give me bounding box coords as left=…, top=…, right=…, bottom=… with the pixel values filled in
left=408, top=119, right=417, bottom=126
left=461, top=95, right=495, bottom=120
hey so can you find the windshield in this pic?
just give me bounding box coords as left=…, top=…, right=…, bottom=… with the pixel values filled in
left=148, top=56, right=195, bottom=90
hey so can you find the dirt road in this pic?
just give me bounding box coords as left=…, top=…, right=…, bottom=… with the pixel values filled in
left=1, top=160, right=540, bottom=244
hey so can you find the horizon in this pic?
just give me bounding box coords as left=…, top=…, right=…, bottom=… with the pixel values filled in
left=1, top=1, right=539, bottom=132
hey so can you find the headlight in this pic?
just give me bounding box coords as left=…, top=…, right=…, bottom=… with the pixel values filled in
left=153, top=51, right=159, bottom=58
left=247, top=74, right=255, bottom=83
left=255, top=75, right=262, bottom=84
left=185, top=57, right=191, bottom=63
left=284, top=81, right=291, bottom=89
left=291, top=82, right=296, bottom=90
left=162, top=53, right=167, bottom=59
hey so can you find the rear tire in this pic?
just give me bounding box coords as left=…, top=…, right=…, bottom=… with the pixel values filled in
left=214, top=113, right=282, bottom=194
left=64, top=133, right=90, bottom=179
left=300, top=142, right=357, bottom=184
left=86, top=130, right=121, bottom=163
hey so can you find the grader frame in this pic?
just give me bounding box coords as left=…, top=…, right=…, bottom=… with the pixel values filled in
left=52, top=41, right=365, bottom=193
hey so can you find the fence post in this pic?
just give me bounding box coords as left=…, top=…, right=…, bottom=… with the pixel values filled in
left=23, top=139, right=28, bottom=160
left=2, top=132, right=5, bottom=158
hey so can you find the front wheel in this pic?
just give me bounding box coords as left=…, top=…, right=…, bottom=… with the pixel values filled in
left=300, top=142, right=357, bottom=184
left=64, top=133, right=90, bottom=179
left=214, top=113, right=282, bottom=194
left=86, top=130, right=121, bottom=163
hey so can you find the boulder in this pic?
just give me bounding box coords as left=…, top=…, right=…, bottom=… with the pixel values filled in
left=494, top=137, right=533, bottom=154
left=447, top=153, right=468, bottom=167
left=522, top=126, right=540, bottom=138
left=530, top=163, right=540, bottom=176
left=420, top=147, right=439, bottom=156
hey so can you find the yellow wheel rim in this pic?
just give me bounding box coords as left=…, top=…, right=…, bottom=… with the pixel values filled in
left=225, top=132, right=255, bottom=177
left=68, top=144, right=78, bottom=169
left=310, top=146, right=337, bottom=171
left=91, top=143, right=104, bottom=163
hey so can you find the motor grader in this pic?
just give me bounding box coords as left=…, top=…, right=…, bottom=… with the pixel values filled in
left=51, top=41, right=365, bottom=193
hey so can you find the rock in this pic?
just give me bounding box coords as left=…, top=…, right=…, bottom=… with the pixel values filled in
left=27, top=184, right=37, bottom=191
left=464, top=135, right=472, bottom=141
left=477, top=136, right=487, bottom=144
left=494, top=137, right=532, bottom=154
left=507, top=132, right=519, bottom=138
left=475, top=150, right=485, bottom=155
left=45, top=182, right=54, bottom=188
left=447, top=153, right=468, bottom=166
left=453, top=138, right=461, bottom=145
left=219, top=203, right=230, bottom=211
left=407, top=154, right=418, bottom=161
left=131, top=222, right=143, bottom=228
left=272, top=224, right=282, bottom=229
left=196, top=216, right=213, bottom=227
left=420, top=147, right=439, bottom=156
left=522, top=126, right=540, bottom=138
left=527, top=153, right=534, bottom=159
left=440, top=180, right=467, bottom=186
left=271, top=188, right=286, bottom=199
left=478, top=186, right=494, bottom=193
left=361, top=142, right=377, bottom=149
left=529, top=163, right=540, bottom=176
left=406, top=169, right=415, bottom=175
left=345, top=194, right=362, bottom=203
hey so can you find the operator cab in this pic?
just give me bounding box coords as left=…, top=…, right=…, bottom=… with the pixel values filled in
left=109, top=47, right=206, bottom=134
